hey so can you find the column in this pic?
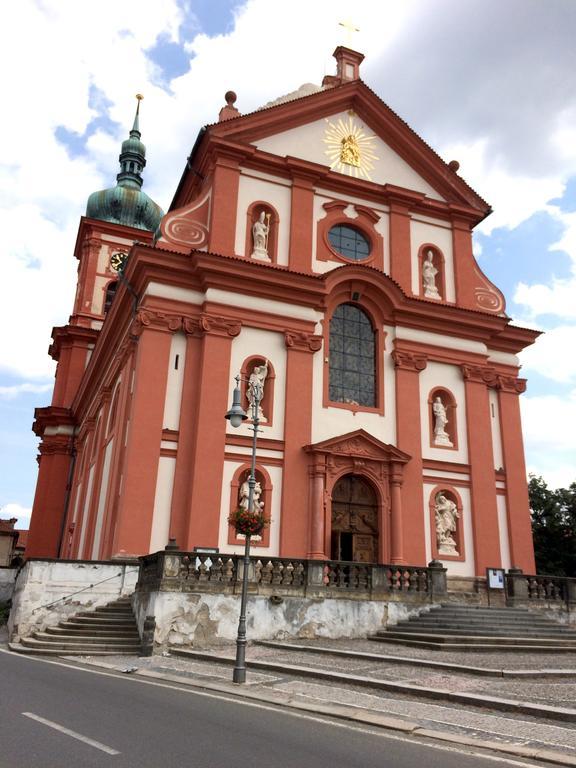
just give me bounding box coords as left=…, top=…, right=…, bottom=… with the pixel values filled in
left=111, top=310, right=178, bottom=557
left=208, top=156, right=240, bottom=256
left=280, top=331, right=322, bottom=558
left=25, top=433, right=74, bottom=558
left=288, top=172, right=315, bottom=272
left=498, top=375, right=536, bottom=572
left=462, top=364, right=501, bottom=573
left=184, top=315, right=241, bottom=550
left=392, top=347, right=427, bottom=565
left=389, top=464, right=404, bottom=564
left=389, top=199, right=412, bottom=294
left=307, top=462, right=326, bottom=560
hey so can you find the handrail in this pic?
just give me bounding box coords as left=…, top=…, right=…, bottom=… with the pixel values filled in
left=31, top=568, right=139, bottom=614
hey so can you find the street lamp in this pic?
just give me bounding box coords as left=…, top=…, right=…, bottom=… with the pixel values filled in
left=225, top=373, right=262, bottom=684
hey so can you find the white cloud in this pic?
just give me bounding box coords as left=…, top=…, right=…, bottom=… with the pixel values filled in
left=0, top=503, right=32, bottom=530
left=0, top=382, right=53, bottom=400
left=521, top=390, right=576, bottom=489
left=519, top=326, right=576, bottom=384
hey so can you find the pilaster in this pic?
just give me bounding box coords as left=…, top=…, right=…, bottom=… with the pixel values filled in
left=184, top=315, right=242, bottom=550
left=281, top=331, right=322, bottom=558
left=111, top=310, right=179, bottom=558
left=497, top=374, right=536, bottom=572
left=389, top=200, right=412, bottom=293
left=461, top=363, right=501, bottom=573
left=207, top=155, right=240, bottom=255
left=391, top=347, right=427, bottom=565
left=288, top=168, right=315, bottom=272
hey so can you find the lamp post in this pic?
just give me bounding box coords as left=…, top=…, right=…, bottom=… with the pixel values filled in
left=225, top=373, right=263, bottom=684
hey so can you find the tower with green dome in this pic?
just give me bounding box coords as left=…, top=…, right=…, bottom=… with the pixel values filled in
left=86, top=95, right=163, bottom=232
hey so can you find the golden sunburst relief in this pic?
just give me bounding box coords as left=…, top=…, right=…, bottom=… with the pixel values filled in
left=324, top=116, right=378, bottom=180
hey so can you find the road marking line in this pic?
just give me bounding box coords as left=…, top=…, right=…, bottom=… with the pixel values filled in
left=22, top=712, right=120, bottom=755
left=3, top=652, right=545, bottom=766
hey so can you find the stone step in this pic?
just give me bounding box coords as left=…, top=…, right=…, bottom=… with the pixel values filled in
left=67, top=616, right=136, bottom=628
left=412, top=614, right=563, bottom=624
left=75, top=611, right=135, bottom=621
left=389, top=624, right=576, bottom=638
left=368, top=635, right=576, bottom=652
left=375, top=630, right=576, bottom=647
left=397, top=621, right=576, bottom=635
left=9, top=643, right=137, bottom=657
left=50, top=624, right=139, bottom=637
left=32, top=632, right=139, bottom=645
left=20, top=636, right=141, bottom=653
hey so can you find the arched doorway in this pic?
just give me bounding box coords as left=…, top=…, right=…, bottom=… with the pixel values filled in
left=331, top=474, right=379, bottom=563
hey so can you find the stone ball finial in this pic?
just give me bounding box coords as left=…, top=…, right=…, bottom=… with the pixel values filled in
left=448, top=160, right=460, bottom=172
left=225, top=90, right=237, bottom=106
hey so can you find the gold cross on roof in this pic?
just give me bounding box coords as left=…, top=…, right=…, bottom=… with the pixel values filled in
left=339, top=19, right=360, bottom=47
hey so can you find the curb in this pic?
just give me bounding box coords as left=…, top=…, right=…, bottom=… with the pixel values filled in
left=172, top=648, right=576, bottom=724
left=256, top=640, right=576, bottom=678
left=77, top=657, right=576, bottom=768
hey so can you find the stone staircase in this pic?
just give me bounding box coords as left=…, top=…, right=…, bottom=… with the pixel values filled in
left=9, top=596, right=142, bottom=656
left=370, top=604, right=576, bottom=651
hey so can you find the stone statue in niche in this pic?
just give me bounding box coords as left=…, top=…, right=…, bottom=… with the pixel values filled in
left=251, top=210, right=271, bottom=261
left=239, top=478, right=264, bottom=513
left=435, top=493, right=459, bottom=555
left=422, top=250, right=441, bottom=299
left=432, top=395, right=453, bottom=447
left=247, top=359, right=269, bottom=422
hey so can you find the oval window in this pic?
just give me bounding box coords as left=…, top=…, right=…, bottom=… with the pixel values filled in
left=328, top=224, right=371, bottom=261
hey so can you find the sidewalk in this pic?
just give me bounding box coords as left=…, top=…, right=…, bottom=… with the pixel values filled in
left=62, top=638, right=576, bottom=766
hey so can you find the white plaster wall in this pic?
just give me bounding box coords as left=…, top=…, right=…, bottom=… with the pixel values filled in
left=8, top=560, right=138, bottom=641
left=235, top=173, right=291, bottom=265
left=311, top=193, right=390, bottom=274
left=145, top=283, right=204, bottom=304
left=149, top=457, right=177, bottom=554
left=419, top=361, right=468, bottom=464
left=218, top=460, right=282, bottom=557
left=255, top=112, right=444, bottom=200
left=91, top=438, right=114, bottom=559
left=423, top=482, right=475, bottom=576
left=163, top=331, right=187, bottom=431
left=410, top=218, right=455, bottom=301
left=395, top=326, right=487, bottom=356
left=497, top=494, right=511, bottom=571
left=227, top=326, right=287, bottom=441
left=489, top=388, right=504, bottom=471
left=206, top=288, right=322, bottom=325
left=311, top=325, right=396, bottom=445
left=146, top=592, right=396, bottom=648
left=78, top=464, right=95, bottom=558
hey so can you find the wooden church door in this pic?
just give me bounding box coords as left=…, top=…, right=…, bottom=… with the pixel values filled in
left=330, top=474, right=379, bottom=563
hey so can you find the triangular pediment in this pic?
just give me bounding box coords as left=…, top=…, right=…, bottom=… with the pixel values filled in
left=208, top=80, right=489, bottom=214
left=305, top=429, right=410, bottom=464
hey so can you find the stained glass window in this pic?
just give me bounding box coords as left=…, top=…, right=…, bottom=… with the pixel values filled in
left=328, top=224, right=371, bottom=261
left=329, top=304, right=376, bottom=407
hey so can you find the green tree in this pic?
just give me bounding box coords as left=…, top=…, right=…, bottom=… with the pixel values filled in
left=529, top=475, right=576, bottom=577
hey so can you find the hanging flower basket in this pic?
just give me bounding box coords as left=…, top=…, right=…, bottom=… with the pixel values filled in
left=228, top=508, right=270, bottom=537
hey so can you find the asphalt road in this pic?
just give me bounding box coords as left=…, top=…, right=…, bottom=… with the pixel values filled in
left=0, top=649, right=547, bottom=768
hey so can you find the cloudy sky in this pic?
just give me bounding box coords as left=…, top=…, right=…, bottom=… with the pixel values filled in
left=1, top=0, right=575, bottom=529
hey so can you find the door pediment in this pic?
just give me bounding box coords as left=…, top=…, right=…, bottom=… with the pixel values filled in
left=305, top=429, right=410, bottom=465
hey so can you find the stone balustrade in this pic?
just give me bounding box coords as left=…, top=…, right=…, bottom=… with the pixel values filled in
left=136, top=550, right=446, bottom=602
left=506, top=569, right=576, bottom=606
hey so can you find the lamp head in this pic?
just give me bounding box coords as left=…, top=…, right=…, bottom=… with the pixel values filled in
left=225, top=380, right=247, bottom=428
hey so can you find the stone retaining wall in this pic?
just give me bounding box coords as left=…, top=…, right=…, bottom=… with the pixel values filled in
left=0, top=567, right=17, bottom=603
left=8, top=559, right=139, bottom=641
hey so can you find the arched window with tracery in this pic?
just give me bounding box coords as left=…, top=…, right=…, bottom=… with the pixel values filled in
left=328, top=303, right=376, bottom=408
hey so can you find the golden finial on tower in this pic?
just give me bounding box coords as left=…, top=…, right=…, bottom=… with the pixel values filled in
left=136, top=93, right=144, bottom=101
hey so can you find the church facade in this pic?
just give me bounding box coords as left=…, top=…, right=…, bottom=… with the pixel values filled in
left=26, top=48, right=539, bottom=577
